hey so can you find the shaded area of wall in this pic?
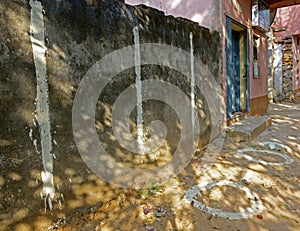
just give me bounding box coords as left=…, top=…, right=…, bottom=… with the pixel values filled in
left=250, top=95, right=268, bottom=116
left=0, top=0, right=221, bottom=229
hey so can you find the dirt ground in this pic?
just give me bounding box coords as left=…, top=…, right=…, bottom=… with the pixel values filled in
left=43, top=102, right=299, bottom=231
left=0, top=1, right=299, bottom=230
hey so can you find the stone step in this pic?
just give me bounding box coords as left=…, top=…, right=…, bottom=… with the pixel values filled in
left=226, top=116, right=272, bottom=142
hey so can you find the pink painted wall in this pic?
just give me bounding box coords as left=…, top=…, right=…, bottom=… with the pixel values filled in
left=125, top=0, right=221, bottom=31
left=273, top=5, right=300, bottom=91
left=251, top=29, right=269, bottom=98
left=223, top=0, right=251, bottom=27
left=293, top=35, right=300, bottom=90
left=222, top=0, right=268, bottom=99
left=273, top=5, right=300, bottom=41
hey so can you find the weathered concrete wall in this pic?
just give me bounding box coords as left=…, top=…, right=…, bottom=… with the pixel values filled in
left=273, top=43, right=283, bottom=100
left=41, top=0, right=221, bottom=83
left=0, top=0, right=221, bottom=229
left=40, top=0, right=222, bottom=149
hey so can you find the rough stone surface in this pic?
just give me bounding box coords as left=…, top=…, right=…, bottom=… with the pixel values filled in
left=0, top=0, right=221, bottom=230
left=281, top=37, right=294, bottom=100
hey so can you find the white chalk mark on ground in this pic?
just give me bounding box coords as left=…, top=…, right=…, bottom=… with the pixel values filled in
left=237, top=147, right=294, bottom=165
left=259, top=141, right=293, bottom=153
left=272, top=118, right=295, bottom=127
left=29, top=0, right=55, bottom=211
left=185, top=180, right=265, bottom=219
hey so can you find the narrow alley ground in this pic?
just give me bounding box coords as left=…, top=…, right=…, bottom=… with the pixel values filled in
left=47, top=102, right=300, bottom=231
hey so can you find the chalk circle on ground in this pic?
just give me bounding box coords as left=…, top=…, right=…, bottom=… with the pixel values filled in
left=184, top=180, right=265, bottom=220
left=259, top=141, right=293, bottom=153
left=237, top=147, right=293, bottom=166
left=272, top=118, right=295, bottom=127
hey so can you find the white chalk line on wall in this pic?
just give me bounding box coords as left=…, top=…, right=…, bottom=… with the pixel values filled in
left=29, top=0, right=55, bottom=212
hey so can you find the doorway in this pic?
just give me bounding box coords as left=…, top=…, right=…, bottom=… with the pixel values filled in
left=226, top=17, right=250, bottom=120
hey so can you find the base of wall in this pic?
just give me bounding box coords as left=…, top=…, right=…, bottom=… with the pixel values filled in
left=293, top=88, right=300, bottom=94
left=227, top=112, right=249, bottom=126
left=250, top=95, right=268, bottom=116
left=294, top=89, right=300, bottom=103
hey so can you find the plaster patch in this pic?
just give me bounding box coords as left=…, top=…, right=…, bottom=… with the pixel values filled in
left=190, top=32, right=196, bottom=144
left=29, top=0, right=55, bottom=210
left=133, top=26, right=144, bottom=154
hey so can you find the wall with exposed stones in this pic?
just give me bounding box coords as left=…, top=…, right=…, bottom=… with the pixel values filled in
left=39, top=0, right=223, bottom=147
left=282, top=37, right=294, bottom=100
left=0, top=0, right=222, bottom=229
left=272, top=4, right=300, bottom=101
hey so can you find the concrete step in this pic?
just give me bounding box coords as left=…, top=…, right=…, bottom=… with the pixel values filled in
left=226, top=116, right=272, bottom=142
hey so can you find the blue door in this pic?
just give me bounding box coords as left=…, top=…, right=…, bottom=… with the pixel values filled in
left=226, top=17, right=242, bottom=119
left=232, top=31, right=241, bottom=112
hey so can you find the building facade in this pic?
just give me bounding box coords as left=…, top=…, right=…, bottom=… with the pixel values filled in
left=126, top=0, right=270, bottom=121
left=270, top=4, right=300, bottom=101
left=223, top=0, right=269, bottom=118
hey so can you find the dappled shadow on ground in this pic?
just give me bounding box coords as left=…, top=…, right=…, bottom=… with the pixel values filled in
left=47, top=102, right=300, bottom=231
left=1, top=0, right=299, bottom=230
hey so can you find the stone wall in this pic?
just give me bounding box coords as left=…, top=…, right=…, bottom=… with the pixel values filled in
left=40, top=0, right=222, bottom=152
left=0, top=0, right=222, bottom=229
left=41, top=0, right=221, bottom=83
left=282, top=37, right=294, bottom=100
